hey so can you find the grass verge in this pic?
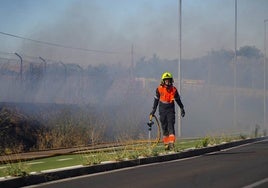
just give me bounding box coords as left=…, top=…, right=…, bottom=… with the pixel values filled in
left=0, top=135, right=248, bottom=177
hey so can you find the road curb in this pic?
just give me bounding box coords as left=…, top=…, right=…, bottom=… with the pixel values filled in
left=1, top=136, right=267, bottom=188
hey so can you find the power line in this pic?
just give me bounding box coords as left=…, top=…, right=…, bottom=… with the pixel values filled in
left=0, top=31, right=127, bottom=55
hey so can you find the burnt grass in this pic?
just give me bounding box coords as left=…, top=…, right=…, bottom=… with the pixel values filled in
left=0, top=102, right=86, bottom=154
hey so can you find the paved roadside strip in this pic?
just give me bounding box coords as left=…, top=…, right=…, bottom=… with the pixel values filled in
left=1, top=136, right=267, bottom=188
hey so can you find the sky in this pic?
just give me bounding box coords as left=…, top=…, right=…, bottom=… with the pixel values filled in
left=0, top=0, right=268, bottom=66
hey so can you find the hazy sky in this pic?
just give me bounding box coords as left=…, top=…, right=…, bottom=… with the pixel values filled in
left=0, top=0, right=268, bottom=66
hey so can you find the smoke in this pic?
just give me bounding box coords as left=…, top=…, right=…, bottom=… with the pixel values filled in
left=11, top=0, right=267, bottom=68
left=1, top=0, right=268, bottom=140
left=0, top=0, right=266, bottom=63
left=17, top=0, right=180, bottom=66
left=0, top=46, right=267, bottom=139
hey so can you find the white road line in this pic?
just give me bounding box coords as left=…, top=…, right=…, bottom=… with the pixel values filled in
left=242, top=177, right=268, bottom=188
left=57, top=158, right=73, bottom=161
left=27, top=161, right=44, bottom=165
left=41, top=165, right=83, bottom=173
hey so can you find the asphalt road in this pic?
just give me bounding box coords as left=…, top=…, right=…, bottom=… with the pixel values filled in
left=28, top=139, right=268, bottom=188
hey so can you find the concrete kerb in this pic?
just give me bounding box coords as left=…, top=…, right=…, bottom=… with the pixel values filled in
left=1, top=136, right=267, bottom=188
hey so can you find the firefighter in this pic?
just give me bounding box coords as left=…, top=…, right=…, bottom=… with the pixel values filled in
left=150, top=72, right=185, bottom=151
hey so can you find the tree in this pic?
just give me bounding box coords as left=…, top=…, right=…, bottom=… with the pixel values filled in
left=237, top=46, right=262, bottom=59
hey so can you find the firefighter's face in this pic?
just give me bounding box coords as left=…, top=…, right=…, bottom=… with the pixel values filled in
left=164, top=79, right=172, bottom=86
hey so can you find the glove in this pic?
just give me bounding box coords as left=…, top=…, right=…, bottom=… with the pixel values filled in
left=181, top=108, right=185, bottom=117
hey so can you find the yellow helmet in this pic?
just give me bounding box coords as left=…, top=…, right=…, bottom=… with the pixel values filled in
left=161, top=72, right=173, bottom=85
left=161, top=72, right=173, bottom=81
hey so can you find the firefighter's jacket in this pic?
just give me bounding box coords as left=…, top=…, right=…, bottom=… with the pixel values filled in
left=152, top=84, right=184, bottom=113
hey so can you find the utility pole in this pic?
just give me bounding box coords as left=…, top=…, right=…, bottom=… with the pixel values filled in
left=178, top=0, right=182, bottom=137
left=39, top=56, right=47, bottom=74
left=233, top=0, right=237, bottom=128
left=264, top=19, right=268, bottom=130
left=14, top=52, right=23, bottom=83
left=131, top=44, right=134, bottom=81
